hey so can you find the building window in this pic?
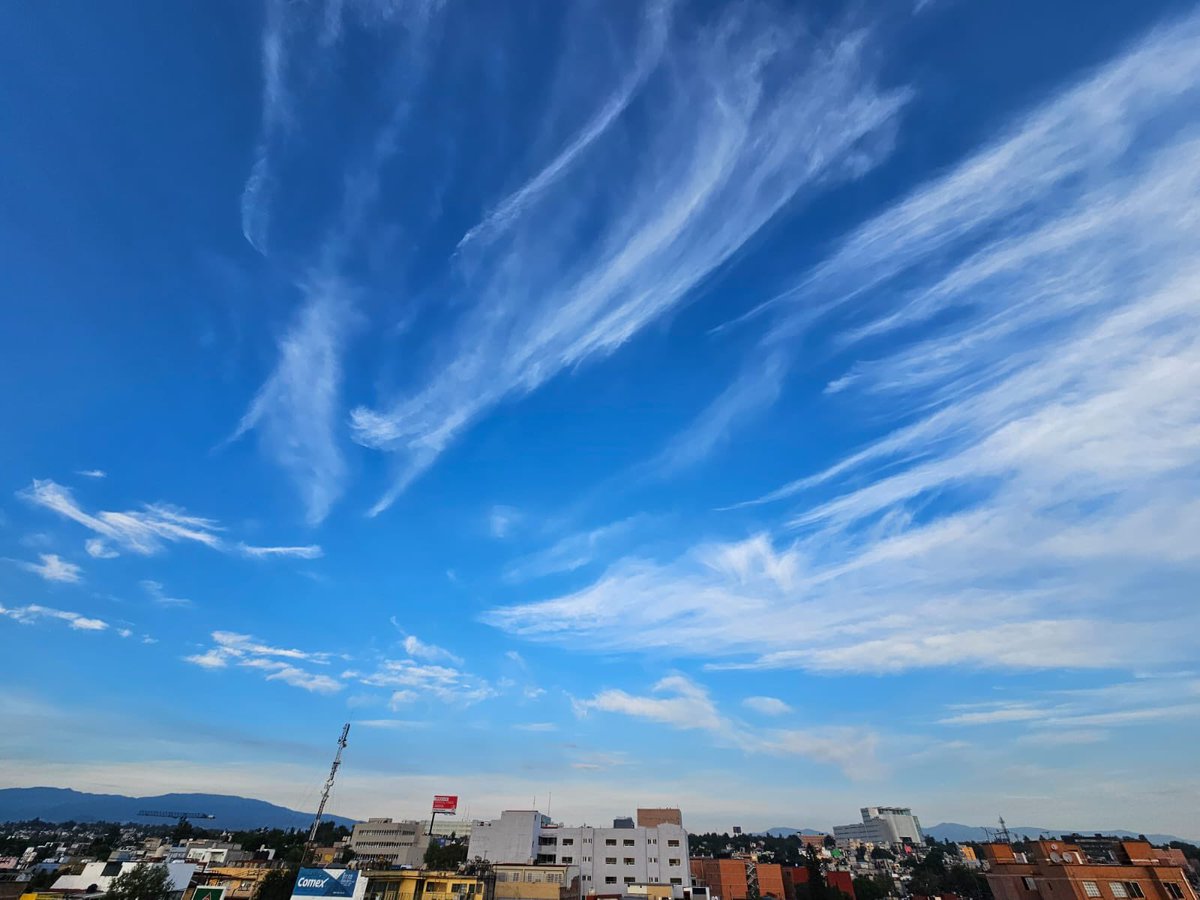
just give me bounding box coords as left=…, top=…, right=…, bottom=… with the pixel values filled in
left=671, top=879, right=683, bottom=886
left=1023, top=878, right=1038, bottom=891
left=606, top=839, right=617, bottom=846
left=1124, top=885, right=1144, bottom=899
left=606, top=858, right=618, bottom=865
left=540, top=837, right=558, bottom=846
left=1165, top=886, right=1184, bottom=900
left=625, top=877, right=636, bottom=885
left=1082, top=883, right=1101, bottom=898
left=561, top=857, right=573, bottom=864
left=562, top=839, right=574, bottom=846
left=625, top=858, right=637, bottom=866
left=1109, top=885, right=1128, bottom=899
left=667, top=840, right=680, bottom=848
left=584, top=857, right=591, bottom=862
left=669, top=860, right=681, bottom=867
left=606, top=877, right=617, bottom=885
left=624, top=840, right=636, bottom=847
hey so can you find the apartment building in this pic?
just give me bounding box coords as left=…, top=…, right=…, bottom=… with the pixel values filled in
left=832, top=808, right=923, bottom=846
left=467, top=811, right=691, bottom=898
left=983, top=840, right=1198, bottom=900
left=351, top=818, right=431, bottom=867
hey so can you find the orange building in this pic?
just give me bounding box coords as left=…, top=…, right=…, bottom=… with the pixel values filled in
left=983, top=841, right=1197, bottom=900
left=789, top=867, right=855, bottom=900
left=637, top=810, right=684, bottom=829
left=690, top=860, right=749, bottom=900
left=756, top=864, right=788, bottom=900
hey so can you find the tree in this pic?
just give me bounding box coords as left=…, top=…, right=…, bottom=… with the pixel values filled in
left=107, top=864, right=175, bottom=900
left=824, top=835, right=838, bottom=850
left=856, top=846, right=868, bottom=863
left=254, top=868, right=298, bottom=900
left=425, top=841, right=468, bottom=870
left=870, top=847, right=894, bottom=861
left=853, top=875, right=894, bottom=900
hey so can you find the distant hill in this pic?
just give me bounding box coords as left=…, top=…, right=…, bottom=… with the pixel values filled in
left=924, top=822, right=1193, bottom=846
left=0, top=787, right=356, bottom=830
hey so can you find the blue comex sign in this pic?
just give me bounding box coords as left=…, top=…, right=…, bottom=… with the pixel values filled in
left=292, top=869, right=361, bottom=898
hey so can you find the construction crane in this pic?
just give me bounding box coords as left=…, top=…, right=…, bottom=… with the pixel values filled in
left=138, top=810, right=216, bottom=823
left=306, top=723, right=350, bottom=853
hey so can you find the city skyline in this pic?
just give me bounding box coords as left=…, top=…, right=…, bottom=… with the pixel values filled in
left=2, top=1, right=1199, bottom=836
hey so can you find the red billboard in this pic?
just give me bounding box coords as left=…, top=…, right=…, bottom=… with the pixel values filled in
left=432, top=795, right=458, bottom=813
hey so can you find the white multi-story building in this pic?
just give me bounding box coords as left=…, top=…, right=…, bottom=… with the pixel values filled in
left=832, top=807, right=923, bottom=845
left=468, top=811, right=691, bottom=898
left=350, top=818, right=431, bottom=867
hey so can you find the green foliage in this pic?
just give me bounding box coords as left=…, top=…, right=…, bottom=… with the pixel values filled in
left=853, top=874, right=895, bottom=900
left=425, top=841, right=468, bottom=870
left=106, top=864, right=176, bottom=900
left=870, top=847, right=895, bottom=861
left=254, top=868, right=298, bottom=900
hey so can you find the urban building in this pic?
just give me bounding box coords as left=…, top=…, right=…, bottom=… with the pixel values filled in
left=494, top=864, right=581, bottom=900
left=982, top=840, right=1198, bottom=900
left=352, top=819, right=431, bottom=868
left=49, top=861, right=197, bottom=900
left=364, top=870, right=484, bottom=900
left=690, top=860, right=749, bottom=900
left=636, top=812, right=683, bottom=830
left=689, top=860, right=856, bottom=900
left=468, top=811, right=691, bottom=898
left=832, top=809, right=923, bottom=846
left=197, top=865, right=279, bottom=900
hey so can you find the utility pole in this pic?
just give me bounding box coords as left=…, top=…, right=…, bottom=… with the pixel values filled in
left=306, top=723, right=350, bottom=860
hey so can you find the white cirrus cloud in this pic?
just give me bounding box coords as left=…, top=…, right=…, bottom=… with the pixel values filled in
left=1, top=603, right=109, bottom=632
left=228, top=280, right=354, bottom=526
left=85, top=539, right=119, bottom=559
left=575, top=674, right=878, bottom=779
left=348, top=7, right=911, bottom=512
left=486, top=10, right=1200, bottom=677
left=20, top=479, right=222, bottom=555
left=742, top=696, right=793, bottom=717
left=140, top=580, right=193, bottom=609
left=19, top=553, right=83, bottom=584
left=75, top=469, right=106, bottom=479
left=184, top=630, right=344, bottom=694
left=402, top=634, right=464, bottom=666
left=362, top=658, right=494, bottom=706
left=238, top=543, right=324, bottom=560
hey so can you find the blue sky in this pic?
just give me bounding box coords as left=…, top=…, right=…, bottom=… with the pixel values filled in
left=2, top=0, right=1199, bottom=837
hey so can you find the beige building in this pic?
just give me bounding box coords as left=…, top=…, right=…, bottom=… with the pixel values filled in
left=494, top=864, right=581, bottom=900
left=636, top=811, right=683, bottom=829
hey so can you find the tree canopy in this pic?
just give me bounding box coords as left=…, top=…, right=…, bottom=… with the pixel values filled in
left=254, top=868, right=298, bottom=900
left=106, top=864, right=175, bottom=900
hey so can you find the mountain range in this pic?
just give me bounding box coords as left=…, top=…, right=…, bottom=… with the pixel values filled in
left=0, top=787, right=356, bottom=830
left=758, top=825, right=1190, bottom=844
left=761, top=823, right=1194, bottom=845
left=924, top=823, right=1193, bottom=846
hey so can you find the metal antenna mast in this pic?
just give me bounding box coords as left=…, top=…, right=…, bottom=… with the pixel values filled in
left=307, top=723, right=350, bottom=847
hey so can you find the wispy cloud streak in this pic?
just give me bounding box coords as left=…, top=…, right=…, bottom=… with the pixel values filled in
left=486, top=10, right=1200, bottom=675
left=351, top=9, right=910, bottom=511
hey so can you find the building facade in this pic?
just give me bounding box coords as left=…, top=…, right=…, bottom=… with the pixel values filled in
left=351, top=819, right=431, bottom=868
left=832, top=808, right=923, bottom=846
left=468, top=812, right=691, bottom=898
left=364, top=869, right=484, bottom=900
left=636, top=812, right=683, bottom=830
left=983, top=841, right=1198, bottom=900
left=493, top=864, right=581, bottom=900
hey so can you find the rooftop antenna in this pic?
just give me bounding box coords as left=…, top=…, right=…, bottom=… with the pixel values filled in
left=306, top=723, right=350, bottom=853
left=998, top=816, right=1012, bottom=845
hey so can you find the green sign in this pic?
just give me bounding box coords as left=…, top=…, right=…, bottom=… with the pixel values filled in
left=195, top=887, right=227, bottom=900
